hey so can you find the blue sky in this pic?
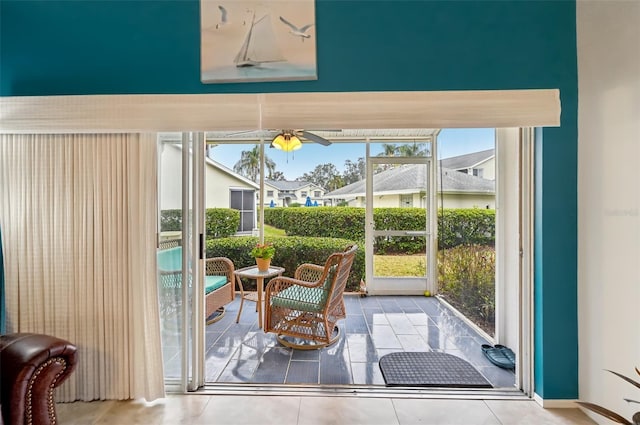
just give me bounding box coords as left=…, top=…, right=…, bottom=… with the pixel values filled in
left=209, top=128, right=495, bottom=180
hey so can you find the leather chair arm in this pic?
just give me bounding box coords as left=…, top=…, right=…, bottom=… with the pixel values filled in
left=0, top=333, right=78, bottom=425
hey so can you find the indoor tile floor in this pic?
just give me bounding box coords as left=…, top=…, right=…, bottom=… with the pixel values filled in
left=162, top=294, right=516, bottom=388
left=56, top=394, right=597, bottom=424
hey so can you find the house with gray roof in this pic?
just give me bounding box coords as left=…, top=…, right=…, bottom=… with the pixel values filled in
left=323, top=164, right=495, bottom=209
left=264, top=179, right=326, bottom=207
left=440, top=148, right=495, bottom=180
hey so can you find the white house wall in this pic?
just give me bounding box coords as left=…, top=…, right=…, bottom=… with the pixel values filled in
left=478, top=157, right=496, bottom=180
left=159, top=144, right=184, bottom=210
left=263, top=183, right=280, bottom=207
left=160, top=144, right=257, bottom=210
left=348, top=193, right=493, bottom=209
left=205, top=166, right=255, bottom=209
left=439, top=193, right=495, bottom=209
left=577, top=0, right=640, bottom=420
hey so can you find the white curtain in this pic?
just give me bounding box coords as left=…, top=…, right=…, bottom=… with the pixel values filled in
left=0, top=133, right=165, bottom=401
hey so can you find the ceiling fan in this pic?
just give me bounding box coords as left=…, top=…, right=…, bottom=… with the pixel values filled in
left=270, top=130, right=332, bottom=152
left=222, top=129, right=333, bottom=152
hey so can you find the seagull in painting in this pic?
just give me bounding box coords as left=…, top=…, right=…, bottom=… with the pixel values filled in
left=279, top=16, right=314, bottom=42
left=215, top=5, right=228, bottom=29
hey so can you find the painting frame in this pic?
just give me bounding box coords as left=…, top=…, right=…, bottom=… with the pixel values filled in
left=200, top=0, right=317, bottom=84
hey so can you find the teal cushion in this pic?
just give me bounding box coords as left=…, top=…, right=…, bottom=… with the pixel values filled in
left=205, top=275, right=228, bottom=294
left=271, top=265, right=337, bottom=312
left=271, top=286, right=326, bottom=312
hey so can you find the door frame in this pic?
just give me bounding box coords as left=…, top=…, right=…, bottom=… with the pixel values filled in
left=364, top=153, right=437, bottom=295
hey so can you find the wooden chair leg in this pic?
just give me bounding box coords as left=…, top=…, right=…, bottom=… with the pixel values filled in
left=235, top=275, right=245, bottom=323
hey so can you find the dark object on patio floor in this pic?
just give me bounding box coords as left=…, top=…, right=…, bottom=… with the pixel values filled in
left=481, top=344, right=516, bottom=370
left=378, top=352, right=492, bottom=388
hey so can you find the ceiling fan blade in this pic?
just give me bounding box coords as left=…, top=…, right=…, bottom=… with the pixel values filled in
left=224, top=130, right=276, bottom=137
left=300, top=130, right=332, bottom=146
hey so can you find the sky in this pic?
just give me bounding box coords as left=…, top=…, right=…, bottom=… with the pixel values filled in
left=209, top=128, right=496, bottom=181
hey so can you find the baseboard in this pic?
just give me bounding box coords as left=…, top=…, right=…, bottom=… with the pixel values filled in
left=533, top=393, right=578, bottom=408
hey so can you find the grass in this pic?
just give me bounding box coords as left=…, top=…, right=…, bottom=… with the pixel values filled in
left=374, top=254, right=426, bottom=277
left=264, top=224, right=286, bottom=237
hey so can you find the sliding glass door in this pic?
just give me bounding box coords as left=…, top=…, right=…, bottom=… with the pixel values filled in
left=157, top=132, right=206, bottom=391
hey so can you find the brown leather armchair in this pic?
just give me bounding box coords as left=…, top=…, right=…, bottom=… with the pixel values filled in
left=0, top=333, right=78, bottom=425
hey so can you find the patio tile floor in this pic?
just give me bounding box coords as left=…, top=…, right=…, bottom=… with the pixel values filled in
left=162, top=294, right=516, bottom=388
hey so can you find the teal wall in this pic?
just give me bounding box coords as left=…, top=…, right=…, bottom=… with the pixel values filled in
left=0, top=0, right=578, bottom=399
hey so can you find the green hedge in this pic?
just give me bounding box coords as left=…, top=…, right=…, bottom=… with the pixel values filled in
left=160, top=209, right=182, bottom=231
left=438, top=209, right=495, bottom=249
left=264, top=207, right=495, bottom=250
left=205, top=236, right=364, bottom=292
left=160, top=208, right=239, bottom=239
left=265, top=207, right=364, bottom=240
left=205, top=208, right=240, bottom=239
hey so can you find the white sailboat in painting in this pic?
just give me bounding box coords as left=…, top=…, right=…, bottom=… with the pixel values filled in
left=234, top=12, right=285, bottom=67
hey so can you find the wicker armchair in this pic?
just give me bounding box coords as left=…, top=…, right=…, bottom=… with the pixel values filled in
left=158, top=254, right=235, bottom=324
left=264, top=245, right=358, bottom=349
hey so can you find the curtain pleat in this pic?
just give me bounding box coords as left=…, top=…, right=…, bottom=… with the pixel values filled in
left=0, top=133, right=165, bottom=402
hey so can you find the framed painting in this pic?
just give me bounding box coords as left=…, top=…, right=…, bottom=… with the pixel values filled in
left=201, top=0, right=317, bottom=83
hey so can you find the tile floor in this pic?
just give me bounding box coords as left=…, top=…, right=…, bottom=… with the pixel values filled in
left=56, top=394, right=597, bottom=424
left=162, top=294, right=516, bottom=388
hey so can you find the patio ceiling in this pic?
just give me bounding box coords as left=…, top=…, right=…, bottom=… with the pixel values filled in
left=204, top=128, right=441, bottom=144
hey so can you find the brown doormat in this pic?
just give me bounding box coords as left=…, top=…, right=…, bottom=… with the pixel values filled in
left=379, top=352, right=492, bottom=388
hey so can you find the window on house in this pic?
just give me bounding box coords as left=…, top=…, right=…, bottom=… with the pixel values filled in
left=301, top=191, right=307, bottom=197
left=473, top=168, right=484, bottom=178
left=230, top=189, right=255, bottom=232
left=314, top=190, right=321, bottom=197
left=400, top=194, right=413, bottom=207
left=267, top=190, right=274, bottom=197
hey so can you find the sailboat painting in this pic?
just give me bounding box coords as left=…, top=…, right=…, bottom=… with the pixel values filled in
left=201, top=0, right=317, bottom=83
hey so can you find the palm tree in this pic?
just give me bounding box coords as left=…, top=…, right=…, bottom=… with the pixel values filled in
left=398, top=143, right=428, bottom=157
left=379, top=143, right=398, bottom=156
left=233, top=145, right=276, bottom=181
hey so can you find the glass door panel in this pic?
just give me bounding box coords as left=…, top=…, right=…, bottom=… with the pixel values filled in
left=157, top=134, right=186, bottom=385
left=157, top=132, right=205, bottom=391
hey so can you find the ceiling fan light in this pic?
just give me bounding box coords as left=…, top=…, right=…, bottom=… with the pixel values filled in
left=290, top=136, right=302, bottom=151
left=271, top=132, right=302, bottom=152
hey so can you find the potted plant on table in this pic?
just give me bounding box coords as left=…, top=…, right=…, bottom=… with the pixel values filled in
left=251, top=243, right=276, bottom=272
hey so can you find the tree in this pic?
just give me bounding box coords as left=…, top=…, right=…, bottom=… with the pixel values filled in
left=379, top=143, right=399, bottom=156
left=327, top=174, right=345, bottom=191
left=374, top=143, right=429, bottom=173
left=377, top=142, right=428, bottom=158
left=298, top=163, right=340, bottom=189
left=398, top=142, right=428, bottom=157
left=269, top=170, right=287, bottom=181
left=342, top=157, right=365, bottom=185
left=233, top=145, right=276, bottom=182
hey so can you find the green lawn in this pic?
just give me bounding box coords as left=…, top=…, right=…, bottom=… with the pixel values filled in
left=374, top=254, right=426, bottom=277
left=264, top=224, right=286, bottom=237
